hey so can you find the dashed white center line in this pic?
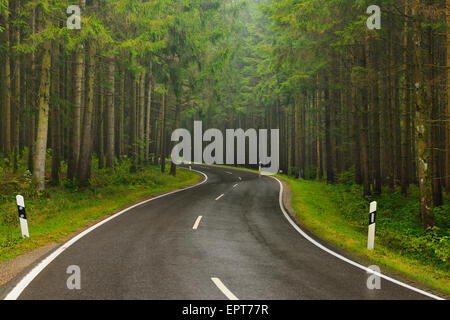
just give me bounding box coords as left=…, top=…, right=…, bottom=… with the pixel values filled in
left=215, top=194, right=224, bottom=201
left=238, top=177, right=242, bottom=180
left=225, top=171, right=233, bottom=175
left=192, top=216, right=203, bottom=230
left=211, top=278, right=239, bottom=300
left=233, top=184, right=238, bottom=188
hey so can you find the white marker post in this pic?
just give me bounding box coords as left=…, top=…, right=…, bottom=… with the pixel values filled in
left=367, top=201, right=376, bottom=250
left=258, top=161, right=261, bottom=177
left=16, top=195, right=29, bottom=238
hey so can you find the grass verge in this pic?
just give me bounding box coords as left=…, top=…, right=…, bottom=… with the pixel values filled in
left=280, top=176, right=449, bottom=296
left=0, top=163, right=201, bottom=262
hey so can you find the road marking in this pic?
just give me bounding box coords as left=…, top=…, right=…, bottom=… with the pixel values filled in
left=193, top=216, right=203, bottom=230
left=233, top=184, right=238, bottom=188
left=238, top=177, right=242, bottom=181
left=225, top=171, right=233, bottom=175
left=201, top=164, right=444, bottom=301
left=215, top=194, right=224, bottom=201
left=271, top=176, right=444, bottom=301
left=211, top=277, right=238, bottom=300
left=3, top=168, right=209, bottom=300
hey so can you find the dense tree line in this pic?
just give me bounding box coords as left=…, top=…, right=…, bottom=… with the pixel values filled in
left=0, top=0, right=449, bottom=230
left=183, top=0, right=449, bottom=230
left=0, top=0, right=229, bottom=188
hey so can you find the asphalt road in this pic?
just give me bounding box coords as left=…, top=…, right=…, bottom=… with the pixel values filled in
left=2, top=164, right=439, bottom=300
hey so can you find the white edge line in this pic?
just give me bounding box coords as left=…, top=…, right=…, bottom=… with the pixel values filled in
left=201, top=164, right=444, bottom=301
left=4, top=167, right=208, bottom=300
left=211, top=277, right=238, bottom=300
left=271, top=176, right=444, bottom=301
left=215, top=194, right=224, bottom=201
left=193, top=216, right=203, bottom=230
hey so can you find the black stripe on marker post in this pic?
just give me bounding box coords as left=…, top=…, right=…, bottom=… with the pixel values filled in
left=369, top=211, right=376, bottom=225
left=367, top=201, right=376, bottom=250
left=18, top=205, right=27, bottom=220
left=16, top=195, right=30, bottom=238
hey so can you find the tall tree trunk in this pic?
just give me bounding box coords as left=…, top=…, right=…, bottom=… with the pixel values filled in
left=98, top=83, right=104, bottom=170
left=316, top=74, right=323, bottom=179
left=401, top=4, right=411, bottom=195
left=50, top=44, right=61, bottom=185
left=77, top=41, right=96, bottom=187
left=412, top=2, right=434, bottom=229
left=12, top=0, right=21, bottom=173
left=446, top=0, right=450, bottom=193
left=351, top=57, right=362, bottom=185
left=69, top=46, right=84, bottom=180
left=106, top=57, right=115, bottom=168
left=129, top=74, right=137, bottom=172
left=139, top=71, right=146, bottom=164
left=33, top=24, right=52, bottom=191
left=360, top=44, right=370, bottom=196
left=118, top=70, right=125, bottom=162
left=368, top=35, right=382, bottom=195
left=2, top=2, right=11, bottom=156
left=324, top=74, right=334, bottom=183
left=160, top=93, right=166, bottom=173
left=27, top=7, right=37, bottom=172
left=146, top=68, right=152, bottom=162
left=294, top=96, right=302, bottom=174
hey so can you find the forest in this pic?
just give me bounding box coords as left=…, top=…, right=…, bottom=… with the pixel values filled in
left=0, top=0, right=449, bottom=233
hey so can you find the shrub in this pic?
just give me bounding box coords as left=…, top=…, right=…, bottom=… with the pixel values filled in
left=288, top=167, right=299, bottom=178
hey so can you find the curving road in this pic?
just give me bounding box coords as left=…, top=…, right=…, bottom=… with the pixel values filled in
left=1, top=164, right=440, bottom=300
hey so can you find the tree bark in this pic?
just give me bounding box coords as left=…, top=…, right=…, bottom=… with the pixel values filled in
left=412, top=2, right=434, bottom=229
left=12, top=0, right=21, bottom=173
left=160, top=92, right=166, bottom=173
left=130, top=74, right=137, bottom=172
left=446, top=0, right=450, bottom=193
left=146, top=68, right=152, bottom=162
left=50, top=44, right=61, bottom=185
left=139, top=71, right=146, bottom=164
left=33, top=23, right=52, bottom=191
left=77, top=41, right=96, bottom=187
left=106, top=57, right=115, bottom=168
left=2, top=4, right=11, bottom=156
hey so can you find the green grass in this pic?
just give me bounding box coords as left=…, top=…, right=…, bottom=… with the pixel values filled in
left=0, top=160, right=201, bottom=262
left=281, top=176, right=450, bottom=295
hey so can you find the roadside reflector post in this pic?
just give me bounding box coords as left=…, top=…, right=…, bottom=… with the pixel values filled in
left=367, top=201, right=376, bottom=250
left=16, top=195, right=30, bottom=238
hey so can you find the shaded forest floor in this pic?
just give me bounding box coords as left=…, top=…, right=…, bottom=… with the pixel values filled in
left=0, top=155, right=202, bottom=262
left=283, top=176, right=450, bottom=295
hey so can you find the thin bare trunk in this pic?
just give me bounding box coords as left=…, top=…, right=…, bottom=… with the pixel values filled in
left=33, top=26, right=52, bottom=190
left=77, top=42, right=96, bottom=187
left=106, top=57, right=115, bottom=168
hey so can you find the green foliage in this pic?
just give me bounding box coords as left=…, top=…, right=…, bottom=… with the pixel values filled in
left=322, top=181, right=450, bottom=270
left=0, top=206, right=20, bottom=248
left=283, top=175, right=450, bottom=292
left=336, top=167, right=356, bottom=186
left=288, top=166, right=299, bottom=177
left=304, top=166, right=317, bottom=180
